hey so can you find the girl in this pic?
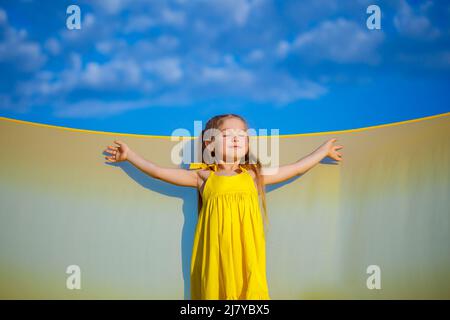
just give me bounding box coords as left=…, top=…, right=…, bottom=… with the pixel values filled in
left=103, top=113, right=343, bottom=300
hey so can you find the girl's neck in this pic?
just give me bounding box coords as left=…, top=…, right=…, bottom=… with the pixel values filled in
left=216, top=160, right=243, bottom=173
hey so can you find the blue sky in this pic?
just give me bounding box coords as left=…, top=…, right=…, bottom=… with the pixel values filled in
left=0, top=0, right=449, bottom=135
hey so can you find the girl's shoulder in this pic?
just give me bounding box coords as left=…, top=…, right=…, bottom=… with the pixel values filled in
left=246, top=168, right=256, bottom=179
left=246, top=168, right=258, bottom=191
left=195, top=168, right=214, bottom=187
left=196, top=168, right=213, bottom=178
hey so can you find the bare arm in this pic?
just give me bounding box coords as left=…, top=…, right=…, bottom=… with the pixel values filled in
left=104, top=140, right=198, bottom=187
left=261, top=138, right=343, bottom=186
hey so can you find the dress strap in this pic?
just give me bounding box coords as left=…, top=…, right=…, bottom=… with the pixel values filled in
left=189, top=162, right=217, bottom=171
left=189, top=162, right=247, bottom=173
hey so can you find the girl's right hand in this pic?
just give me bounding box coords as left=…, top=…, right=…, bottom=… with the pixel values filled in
left=104, top=140, right=130, bottom=163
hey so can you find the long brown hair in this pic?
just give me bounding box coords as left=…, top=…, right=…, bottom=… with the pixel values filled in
left=193, top=114, right=269, bottom=230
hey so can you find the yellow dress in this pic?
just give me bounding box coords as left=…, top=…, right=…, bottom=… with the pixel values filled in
left=189, top=162, right=270, bottom=300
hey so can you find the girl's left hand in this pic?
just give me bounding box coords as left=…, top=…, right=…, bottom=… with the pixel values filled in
left=320, top=138, right=344, bottom=162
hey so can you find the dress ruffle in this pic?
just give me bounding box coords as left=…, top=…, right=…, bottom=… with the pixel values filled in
left=189, top=162, right=217, bottom=170
left=190, top=191, right=270, bottom=300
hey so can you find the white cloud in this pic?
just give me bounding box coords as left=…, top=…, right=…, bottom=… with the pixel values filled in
left=54, top=99, right=151, bottom=118
left=18, top=70, right=70, bottom=98
left=95, top=39, right=127, bottom=55
left=17, top=31, right=180, bottom=101
left=199, top=61, right=253, bottom=85
left=0, top=8, right=6, bottom=24
left=201, top=66, right=249, bottom=83
left=123, top=9, right=184, bottom=33
left=90, top=0, right=130, bottom=15
left=250, top=73, right=327, bottom=105
left=143, top=57, right=183, bottom=83
left=124, top=15, right=155, bottom=33
left=160, top=8, right=185, bottom=26
left=44, top=38, right=61, bottom=55
left=0, top=9, right=46, bottom=72
left=17, top=53, right=150, bottom=98
left=394, top=0, right=440, bottom=40
left=123, top=36, right=179, bottom=58
left=244, top=49, right=265, bottom=63
left=193, top=0, right=264, bottom=29
left=81, top=59, right=142, bottom=89
left=276, top=40, right=290, bottom=59
left=227, top=0, right=252, bottom=26
left=282, top=18, right=384, bottom=64
left=194, top=54, right=326, bottom=105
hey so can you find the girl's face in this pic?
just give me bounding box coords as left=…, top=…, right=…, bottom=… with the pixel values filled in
left=210, top=117, right=249, bottom=163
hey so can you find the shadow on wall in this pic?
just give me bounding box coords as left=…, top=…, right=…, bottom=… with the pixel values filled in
left=102, top=140, right=340, bottom=299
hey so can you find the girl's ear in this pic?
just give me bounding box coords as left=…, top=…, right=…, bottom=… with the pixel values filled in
left=203, top=141, right=215, bottom=160
left=205, top=140, right=213, bottom=151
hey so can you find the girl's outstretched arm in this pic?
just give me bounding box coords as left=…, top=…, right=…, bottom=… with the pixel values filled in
left=261, top=138, right=343, bottom=186
left=104, top=140, right=198, bottom=187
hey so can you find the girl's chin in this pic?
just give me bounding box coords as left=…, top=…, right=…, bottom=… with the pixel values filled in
left=222, top=156, right=245, bottom=162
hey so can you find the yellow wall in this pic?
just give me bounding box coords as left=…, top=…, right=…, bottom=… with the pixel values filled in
left=0, top=113, right=449, bottom=299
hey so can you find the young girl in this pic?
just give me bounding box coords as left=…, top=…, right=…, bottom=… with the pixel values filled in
left=103, top=113, right=343, bottom=300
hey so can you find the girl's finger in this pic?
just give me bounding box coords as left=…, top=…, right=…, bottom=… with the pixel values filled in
left=108, top=146, right=118, bottom=150
left=105, top=149, right=116, bottom=155
left=114, top=140, right=124, bottom=146
left=335, top=145, right=344, bottom=150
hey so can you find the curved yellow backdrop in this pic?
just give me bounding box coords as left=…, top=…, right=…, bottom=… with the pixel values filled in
left=0, top=113, right=449, bottom=299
